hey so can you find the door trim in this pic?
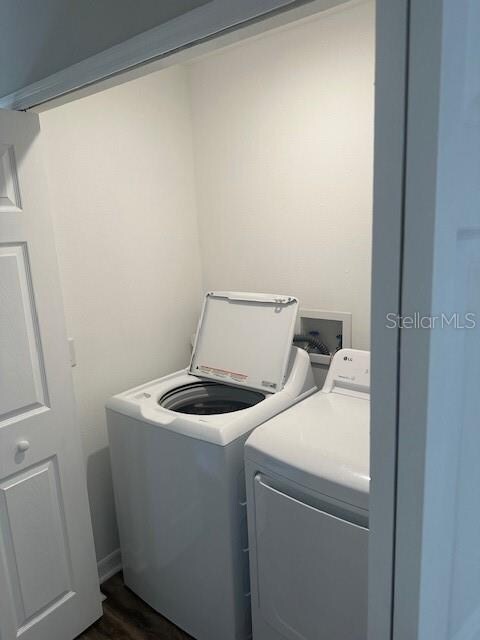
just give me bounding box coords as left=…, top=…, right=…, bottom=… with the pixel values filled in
left=368, top=0, right=410, bottom=638
left=0, top=0, right=351, bottom=111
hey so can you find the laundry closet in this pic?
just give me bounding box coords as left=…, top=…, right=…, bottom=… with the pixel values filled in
left=34, top=0, right=374, bottom=637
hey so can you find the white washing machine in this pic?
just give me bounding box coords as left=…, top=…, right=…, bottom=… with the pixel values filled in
left=245, top=348, right=370, bottom=640
left=106, top=291, right=316, bottom=640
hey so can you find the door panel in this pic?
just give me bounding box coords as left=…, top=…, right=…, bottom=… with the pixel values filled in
left=0, top=244, right=47, bottom=419
left=0, top=144, right=21, bottom=212
left=0, top=458, right=72, bottom=630
left=0, top=107, right=102, bottom=640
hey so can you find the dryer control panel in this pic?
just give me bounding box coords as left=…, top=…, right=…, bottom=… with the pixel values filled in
left=322, top=348, right=370, bottom=397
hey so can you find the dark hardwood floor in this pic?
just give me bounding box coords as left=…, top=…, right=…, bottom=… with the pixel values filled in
left=77, top=573, right=193, bottom=640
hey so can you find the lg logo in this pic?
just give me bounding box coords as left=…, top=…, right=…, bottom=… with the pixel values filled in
left=343, top=356, right=353, bottom=362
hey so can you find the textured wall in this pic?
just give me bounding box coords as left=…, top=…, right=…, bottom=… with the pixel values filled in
left=40, top=65, right=203, bottom=562
left=189, top=0, right=374, bottom=348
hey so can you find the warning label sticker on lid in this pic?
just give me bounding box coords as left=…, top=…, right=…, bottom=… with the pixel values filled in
left=197, top=365, right=248, bottom=382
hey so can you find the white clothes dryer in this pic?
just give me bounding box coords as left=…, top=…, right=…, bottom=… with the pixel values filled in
left=106, top=292, right=316, bottom=640
left=245, top=349, right=370, bottom=640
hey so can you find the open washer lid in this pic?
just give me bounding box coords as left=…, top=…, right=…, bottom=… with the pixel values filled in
left=190, top=291, right=298, bottom=394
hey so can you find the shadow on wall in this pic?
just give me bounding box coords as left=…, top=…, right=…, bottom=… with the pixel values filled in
left=86, top=446, right=120, bottom=563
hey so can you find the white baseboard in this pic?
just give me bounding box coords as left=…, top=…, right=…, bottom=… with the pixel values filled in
left=97, top=548, right=122, bottom=584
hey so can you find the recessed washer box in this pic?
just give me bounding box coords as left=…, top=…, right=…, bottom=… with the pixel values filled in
left=296, top=308, right=352, bottom=366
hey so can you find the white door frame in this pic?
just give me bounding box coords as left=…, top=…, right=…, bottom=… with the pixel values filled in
left=368, top=0, right=409, bottom=637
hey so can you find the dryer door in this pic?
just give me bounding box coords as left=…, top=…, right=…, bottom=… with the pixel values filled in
left=253, top=475, right=368, bottom=640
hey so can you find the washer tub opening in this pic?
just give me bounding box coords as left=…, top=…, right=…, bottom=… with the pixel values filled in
left=159, top=381, right=265, bottom=415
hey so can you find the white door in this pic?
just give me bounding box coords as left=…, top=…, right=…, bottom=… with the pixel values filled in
left=393, top=0, right=480, bottom=637
left=0, top=108, right=102, bottom=640
left=369, top=1, right=480, bottom=639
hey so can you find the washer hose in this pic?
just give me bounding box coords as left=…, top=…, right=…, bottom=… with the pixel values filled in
left=293, top=333, right=330, bottom=355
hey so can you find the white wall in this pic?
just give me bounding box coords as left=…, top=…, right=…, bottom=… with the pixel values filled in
left=188, top=0, right=374, bottom=349
left=40, top=0, right=374, bottom=568
left=40, top=65, right=203, bottom=564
